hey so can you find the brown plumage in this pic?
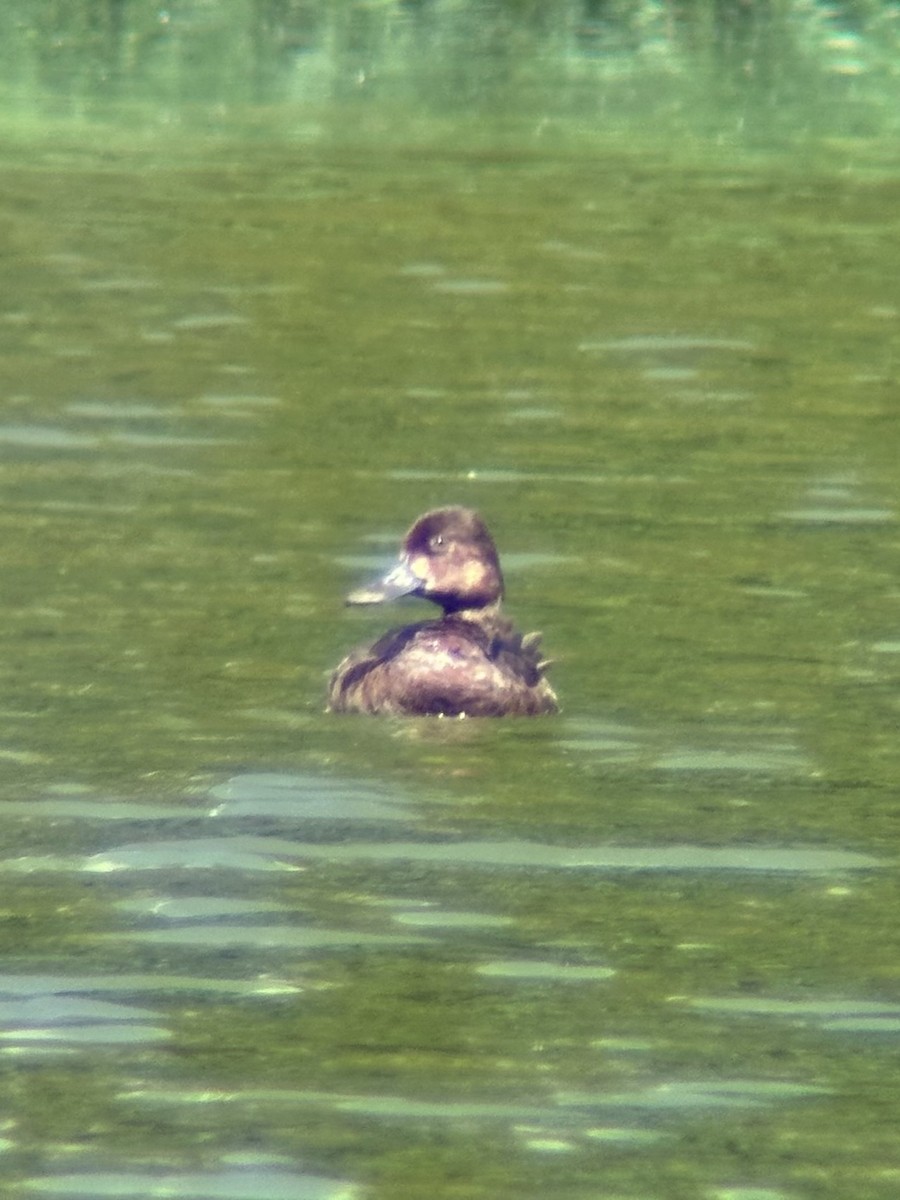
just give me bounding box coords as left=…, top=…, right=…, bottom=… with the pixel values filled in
left=327, top=507, right=558, bottom=717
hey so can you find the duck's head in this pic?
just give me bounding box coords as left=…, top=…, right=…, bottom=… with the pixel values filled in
left=347, top=506, right=504, bottom=616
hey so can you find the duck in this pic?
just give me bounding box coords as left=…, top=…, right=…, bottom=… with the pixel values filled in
left=327, top=506, right=558, bottom=717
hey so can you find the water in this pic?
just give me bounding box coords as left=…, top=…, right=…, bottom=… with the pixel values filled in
left=0, top=110, right=899, bottom=1199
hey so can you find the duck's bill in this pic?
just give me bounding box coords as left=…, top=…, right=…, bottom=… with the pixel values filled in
left=346, top=559, right=422, bottom=606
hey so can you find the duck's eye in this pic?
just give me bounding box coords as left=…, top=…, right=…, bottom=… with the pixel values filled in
left=429, top=534, right=445, bottom=551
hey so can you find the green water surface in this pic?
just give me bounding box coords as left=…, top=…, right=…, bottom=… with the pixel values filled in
left=0, top=115, right=899, bottom=1199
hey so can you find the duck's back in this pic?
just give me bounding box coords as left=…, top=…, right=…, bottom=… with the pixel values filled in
left=328, top=616, right=558, bottom=717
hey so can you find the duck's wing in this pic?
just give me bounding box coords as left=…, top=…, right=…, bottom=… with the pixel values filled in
left=481, top=619, right=556, bottom=694
left=327, top=622, right=435, bottom=712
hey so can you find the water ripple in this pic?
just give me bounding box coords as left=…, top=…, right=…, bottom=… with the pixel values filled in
left=0, top=836, right=871, bottom=876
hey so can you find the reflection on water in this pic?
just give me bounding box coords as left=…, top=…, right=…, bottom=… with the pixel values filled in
left=0, top=423, right=231, bottom=449
left=115, top=1077, right=831, bottom=1156
left=0, top=762, right=886, bottom=1192
left=0, top=994, right=170, bottom=1049
left=476, top=960, right=615, bottom=981
left=779, top=471, right=896, bottom=525
left=0, top=758, right=885, bottom=1191
left=0, top=772, right=878, bottom=878
left=21, top=1169, right=359, bottom=1199
left=579, top=335, right=758, bottom=353
left=686, top=995, right=900, bottom=1032
left=1, top=126, right=900, bottom=1200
